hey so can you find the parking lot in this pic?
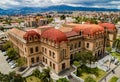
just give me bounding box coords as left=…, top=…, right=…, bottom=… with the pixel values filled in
left=0, top=50, right=15, bottom=74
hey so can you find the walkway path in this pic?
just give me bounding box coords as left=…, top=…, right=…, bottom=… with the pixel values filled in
left=100, top=64, right=120, bottom=82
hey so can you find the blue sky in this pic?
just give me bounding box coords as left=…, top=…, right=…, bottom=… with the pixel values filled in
left=0, top=0, right=120, bottom=9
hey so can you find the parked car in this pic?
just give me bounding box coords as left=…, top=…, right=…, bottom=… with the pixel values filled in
left=2, top=51, right=7, bottom=56
left=8, top=60, right=15, bottom=66
left=6, top=57, right=10, bottom=61
left=10, top=63, right=16, bottom=69
left=114, top=59, right=119, bottom=65
left=7, top=59, right=12, bottom=63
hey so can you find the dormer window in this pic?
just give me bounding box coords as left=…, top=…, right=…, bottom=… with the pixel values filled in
left=29, top=36, right=32, bottom=42
left=34, top=35, right=38, bottom=41
left=79, top=31, right=82, bottom=35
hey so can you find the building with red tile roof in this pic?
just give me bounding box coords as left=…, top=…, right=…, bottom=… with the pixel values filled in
left=7, top=22, right=117, bottom=74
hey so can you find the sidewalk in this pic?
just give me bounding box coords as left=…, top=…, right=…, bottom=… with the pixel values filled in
left=100, top=64, right=120, bottom=82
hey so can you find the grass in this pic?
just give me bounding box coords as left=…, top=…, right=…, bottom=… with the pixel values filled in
left=111, top=52, right=120, bottom=61
left=109, top=76, right=118, bottom=82
left=26, top=76, right=41, bottom=82
left=76, top=65, right=106, bottom=82
left=80, top=69, right=106, bottom=81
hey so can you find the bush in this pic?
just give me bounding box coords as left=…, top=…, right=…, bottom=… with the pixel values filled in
left=109, top=76, right=118, bottom=82
left=56, top=78, right=69, bottom=82
left=73, top=61, right=80, bottom=67
left=84, top=76, right=96, bottom=82
left=77, top=65, right=99, bottom=76
left=76, top=68, right=82, bottom=76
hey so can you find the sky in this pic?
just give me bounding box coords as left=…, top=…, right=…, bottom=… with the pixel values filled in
left=0, top=0, right=120, bottom=9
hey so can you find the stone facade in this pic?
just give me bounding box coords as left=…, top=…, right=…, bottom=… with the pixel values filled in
left=7, top=23, right=117, bottom=74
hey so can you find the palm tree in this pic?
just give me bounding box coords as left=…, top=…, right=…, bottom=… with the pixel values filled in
left=113, top=37, right=120, bottom=52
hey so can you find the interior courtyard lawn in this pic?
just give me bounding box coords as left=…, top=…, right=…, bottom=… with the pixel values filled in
left=111, top=52, right=120, bottom=61
left=25, top=76, right=41, bottom=82
left=76, top=65, right=106, bottom=82
left=109, top=76, right=119, bottom=82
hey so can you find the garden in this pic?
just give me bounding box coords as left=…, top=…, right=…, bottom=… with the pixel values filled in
left=75, top=65, right=106, bottom=82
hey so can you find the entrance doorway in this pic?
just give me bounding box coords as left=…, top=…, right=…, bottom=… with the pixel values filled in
left=62, top=63, right=65, bottom=70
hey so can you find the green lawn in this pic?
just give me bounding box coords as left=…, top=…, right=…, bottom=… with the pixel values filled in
left=80, top=69, right=106, bottom=81
left=76, top=65, right=106, bottom=82
left=26, top=76, right=41, bottom=82
left=111, top=52, right=120, bottom=61
left=109, top=76, right=118, bottom=82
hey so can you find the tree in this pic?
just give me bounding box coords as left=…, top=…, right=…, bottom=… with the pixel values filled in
left=113, top=38, right=120, bottom=51
left=76, top=68, right=82, bottom=76
left=42, top=67, right=51, bottom=82
left=16, top=57, right=26, bottom=67
left=60, top=15, right=66, bottom=20
left=84, top=76, right=96, bottom=82
left=75, top=51, right=95, bottom=65
left=106, top=47, right=112, bottom=53
left=3, top=41, right=12, bottom=50
left=32, top=69, right=41, bottom=78
left=7, top=48, right=17, bottom=59
left=56, top=78, right=69, bottom=82
left=0, top=26, right=4, bottom=31
left=0, top=71, right=24, bottom=82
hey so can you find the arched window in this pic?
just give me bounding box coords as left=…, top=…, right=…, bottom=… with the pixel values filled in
left=34, top=35, right=38, bottom=40
left=70, top=44, right=73, bottom=50
left=78, top=41, right=81, bottom=47
left=74, top=43, right=77, bottom=48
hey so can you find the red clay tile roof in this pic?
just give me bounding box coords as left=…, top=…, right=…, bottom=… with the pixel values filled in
left=65, top=31, right=78, bottom=37
left=8, top=28, right=26, bottom=38
left=99, top=23, right=116, bottom=31
left=72, top=24, right=104, bottom=35
left=41, top=28, right=68, bottom=43
left=23, top=30, right=40, bottom=40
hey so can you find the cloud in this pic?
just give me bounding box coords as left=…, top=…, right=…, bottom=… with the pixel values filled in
left=0, top=0, right=120, bottom=9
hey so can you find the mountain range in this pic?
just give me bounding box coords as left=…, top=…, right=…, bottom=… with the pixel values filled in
left=0, top=5, right=120, bottom=15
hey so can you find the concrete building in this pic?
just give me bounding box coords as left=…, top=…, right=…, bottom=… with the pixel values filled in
left=7, top=23, right=117, bottom=74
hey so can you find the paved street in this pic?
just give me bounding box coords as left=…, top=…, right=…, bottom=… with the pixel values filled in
left=0, top=50, right=14, bottom=74
left=100, top=64, right=120, bottom=82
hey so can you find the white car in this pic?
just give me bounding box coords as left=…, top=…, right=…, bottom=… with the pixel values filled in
left=10, top=63, right=16, bottom=69
left=3, top=51, right=7, bottom=56
left=9, top=61, right=15, bottom=66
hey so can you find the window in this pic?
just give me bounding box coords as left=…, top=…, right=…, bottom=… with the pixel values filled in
left=79, top=31, right=82, bottom=35
left=78, top=41, right=81, bottom=47
left=30, top=48, right=33, bottom=53
left=35, top=46, right=39, bottom=52
left=74, top=43, right=77, bottom=48
left=86, top=43, right=89, bottom=48
left=70, top=44, right=73, bottom=50
left=29, top=37, right=32, bottom=41
left=53, top=52, right=55, bottom=58
left=43, top=57, right=45, bottom=62
left=49, top=50, right=51, bottom=56
left=50, top=61, right=52, bottom=67
left=42, top=47, right=44, bottom=52
left=31, top=58, right=34, bottom=64
left=45, top=59, right=47, bottom=64
left=25, top=48, right=26, bottom=52
left=45, top=48, right=47, bottom=54
left=34, top=36, right=38, bottom=40
left=36, top=57, right=39, bottom=62
left=53, top=63, right=55, bottom=69
left=62, top=63, right=65, bottom=70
